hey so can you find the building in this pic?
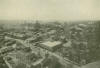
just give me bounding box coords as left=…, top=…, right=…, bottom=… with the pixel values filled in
left=82, top=61, right=100, bottom=68
left=31, top=55, right=80, bottom=68
left=39, top=41, right=62, bottom=52
left=0, top=56, right=9, bottom=68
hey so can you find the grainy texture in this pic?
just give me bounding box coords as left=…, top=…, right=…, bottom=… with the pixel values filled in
left=0, top=21, right=100, bottom=68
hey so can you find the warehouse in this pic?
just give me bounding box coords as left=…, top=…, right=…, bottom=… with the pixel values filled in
left=39, top=41, right=62, bottom=52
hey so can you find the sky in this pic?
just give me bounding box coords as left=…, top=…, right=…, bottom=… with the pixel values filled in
left=0, top=0, right=100, bottom=21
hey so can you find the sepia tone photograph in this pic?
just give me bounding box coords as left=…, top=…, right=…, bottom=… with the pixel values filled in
left=0, top=0, right=100, bottom=68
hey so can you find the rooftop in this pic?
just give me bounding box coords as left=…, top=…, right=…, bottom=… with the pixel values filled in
left=41, top=41, right=62, bottom=48
left=82, top=61, right=100, bottom=68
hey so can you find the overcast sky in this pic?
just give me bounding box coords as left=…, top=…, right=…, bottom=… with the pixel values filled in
left=0, top=0, right=100, bottom=21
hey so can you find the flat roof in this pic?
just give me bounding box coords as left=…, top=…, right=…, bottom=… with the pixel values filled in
left=82, top=61, right=100, bottom=68
left=41, top=41, right=62, bottom=48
